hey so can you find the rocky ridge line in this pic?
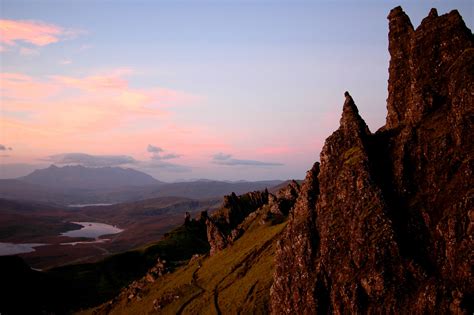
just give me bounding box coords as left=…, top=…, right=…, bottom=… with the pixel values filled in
left=205, top=181, right=301, bottom=255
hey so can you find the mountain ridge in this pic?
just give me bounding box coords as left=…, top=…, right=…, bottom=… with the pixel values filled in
left=20, top=164, right=162, bottom=190
left=0, top=165, right=284, bottom=204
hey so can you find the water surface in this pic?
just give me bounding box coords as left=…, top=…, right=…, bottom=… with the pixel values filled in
left=68, top=203, right=114, bottom=208
left=0, top=243, right=46, bottom=256
left=61, top=222, right=123, bottom=239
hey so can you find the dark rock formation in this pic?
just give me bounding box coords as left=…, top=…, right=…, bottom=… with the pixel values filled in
left=270, top=162, right=320, bottom=314
left=184, top=211, right=191, bottom=225
left=206, top=181, right=302, bottom=254
left=145, top=258, right=167, bottom=283
left=206, top=190, right=269, bottom=255
left=206, top=216, right=229, bottom=255
left=386, top=7, right=473, bottom=129
left=271, top=7, right=473, bottom=314
left=268, top=180, right=300, bottom=216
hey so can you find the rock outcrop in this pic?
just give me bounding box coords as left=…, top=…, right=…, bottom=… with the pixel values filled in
left=206, top=181, right=302, bottom=255
left=98, top=257, right=169, bottom=313
left=271, top=7, right=473, bottom=314
left=205, top=190, right=269, bottom=255
left=184, top=211, right=191, bottom=225
left=386, top=7, right=473, bottom=129
left=268, top=180, right=300, bottom=216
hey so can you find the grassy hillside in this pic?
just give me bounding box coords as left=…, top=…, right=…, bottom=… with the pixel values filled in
left=85, top=205, right=286, bottom=315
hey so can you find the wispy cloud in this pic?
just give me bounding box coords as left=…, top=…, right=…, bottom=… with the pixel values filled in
left=1, top=72, right=60, bottom=100
left=43, top=153, right=136, bottom=167
left=0, top=19, right=80, bottom=47
left=59, top=59, right=72, bottom=65
left=213, top=152, right=232, bottom=160
left=142, top=145, right=188, bottom=171
left=147, top=144, right=163, bottom=153
left=212, top=152, right=283, bottom=167
left=157, top=153, right=182, bottom=160
left=147, top=145, right=182, bottom=160
left=0, top=144, right=13, bottom=151
left=38, top=151, right=192, bottom=173
left=50, top=70, right=130, bottom=91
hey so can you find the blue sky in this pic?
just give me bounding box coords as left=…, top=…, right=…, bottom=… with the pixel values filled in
left=1, top=0, right=472, bottom=181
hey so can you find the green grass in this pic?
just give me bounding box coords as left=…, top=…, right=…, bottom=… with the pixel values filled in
left=83, top=209, right=287, bottom=315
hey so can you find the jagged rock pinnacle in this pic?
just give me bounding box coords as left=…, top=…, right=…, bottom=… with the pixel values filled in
left=427, top=8, right=438, bottom=18
left=271, top=7, right=473, bottom=314
left=386, top=5, right=473, bottom=129
left=338, top=92, right=371, bottom=144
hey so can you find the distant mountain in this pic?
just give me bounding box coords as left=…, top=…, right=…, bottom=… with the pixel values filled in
left=125, top=179, right=284, bottom=200
left=0, top=179, right=60, bottom=203
left=0, top=166, right=284, bottom=204
left=20, top=165, right=161, bottom=190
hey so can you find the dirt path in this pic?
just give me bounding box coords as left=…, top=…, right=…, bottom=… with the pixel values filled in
left=176, top=266, right=206, bottom=315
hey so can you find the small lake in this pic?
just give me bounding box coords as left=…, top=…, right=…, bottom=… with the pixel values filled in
left=0, top=222, right=124, bottom=253
left=68, top=203, right=114, bottom=208
left=61, top=222, right=123, bottom=239
left=0, top=243, right=46, bottom=256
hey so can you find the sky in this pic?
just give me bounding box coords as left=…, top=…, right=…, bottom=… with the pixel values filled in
left=0, top=0, right=473, bottom=182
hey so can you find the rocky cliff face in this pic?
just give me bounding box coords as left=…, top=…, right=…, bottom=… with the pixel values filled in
left=268, top=180, right=300, bottom=216
left=206, top=181, right=301, bottom=255
left=206, top=190, right=269, bottom=254
left=271, top=162, right=321, bottom=313
left=271, top=7, right=473, bottom=314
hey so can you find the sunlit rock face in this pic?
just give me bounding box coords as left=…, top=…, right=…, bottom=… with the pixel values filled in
left=271, top=6, right=473, bottom=314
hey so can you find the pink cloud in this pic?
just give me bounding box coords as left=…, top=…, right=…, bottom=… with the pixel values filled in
left=40, top=121, right=229, bottom=164
left=0, top=72, right=60, bottom=101
left=0, top=19, right=74, bottom=46
left=50, top=74, right=129, bottom=91
left=0, top=70, right=199, bottom=140
left=0, top=69, right=221, bottom=169
left=0, top=117, right=228, bottom=169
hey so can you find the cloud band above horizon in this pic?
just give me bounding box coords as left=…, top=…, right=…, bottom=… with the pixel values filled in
left=212, top=152, right=283, bottom=167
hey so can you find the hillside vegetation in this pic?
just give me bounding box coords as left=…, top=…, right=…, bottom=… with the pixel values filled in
left=84, top=205, right=286, bottom=314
